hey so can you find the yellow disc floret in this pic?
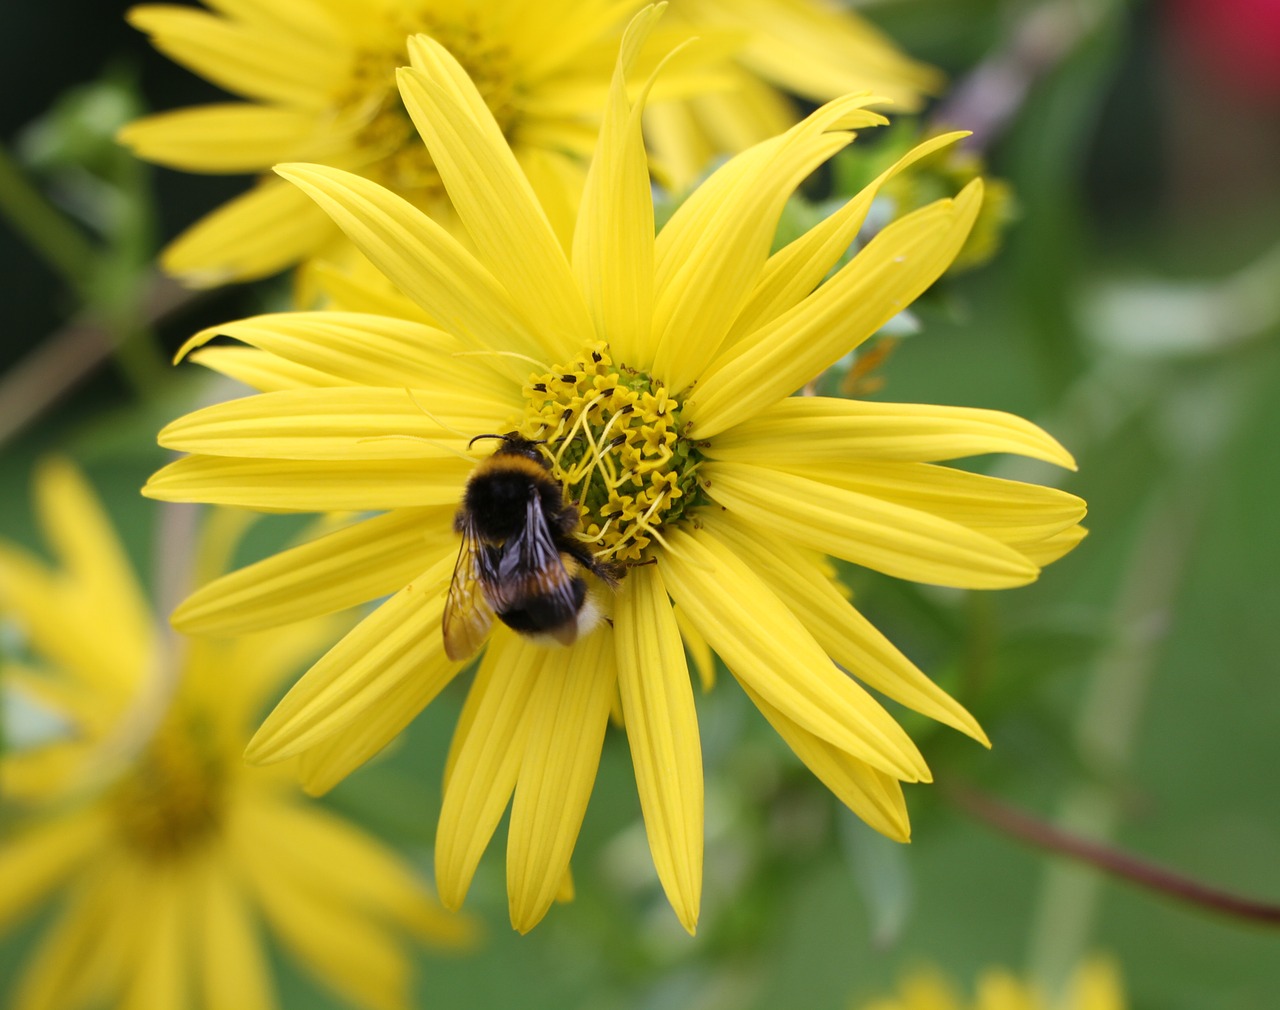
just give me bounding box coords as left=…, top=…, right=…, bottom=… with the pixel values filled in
left=517, top=344, right=705, bottom=564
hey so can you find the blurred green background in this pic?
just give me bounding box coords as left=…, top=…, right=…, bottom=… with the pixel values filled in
left=3, top=0, right=1279, bottom=1007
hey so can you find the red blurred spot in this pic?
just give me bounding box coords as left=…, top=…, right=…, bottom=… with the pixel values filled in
left=1168, top=0, right=1280, bottom=99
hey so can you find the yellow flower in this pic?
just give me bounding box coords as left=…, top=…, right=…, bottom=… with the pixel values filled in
left=119, top=0, right=937, bottom=284
left=651, top=0, right=943, bottom=187
left=860, top=958, right=1127, bottom=1010
left=0, top=461, right=471, bottom=1010
left=144, top=10, right=1085, bottom=935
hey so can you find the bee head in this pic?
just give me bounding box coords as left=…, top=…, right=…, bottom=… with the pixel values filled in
left=468, top=432, right=547, bottom=465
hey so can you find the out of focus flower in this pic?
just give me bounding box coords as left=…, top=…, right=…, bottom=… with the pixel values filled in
left=0, top=461, right=471, bottom=1010
left=143, top=12, right=1084, bottom=936
left=859, top=958, right=1127, bottom=1010
left=120, top=0, right=938, bottom=284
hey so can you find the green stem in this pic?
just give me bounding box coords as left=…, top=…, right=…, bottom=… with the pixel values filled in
left=0, top=143, right=95, bottom=293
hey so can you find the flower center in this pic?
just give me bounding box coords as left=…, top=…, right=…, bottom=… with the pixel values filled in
left=110, top=721, right=224, bottom=860
left=340, top=10, right=519, bottom=200
left=515, top=344, right=705, bottom=564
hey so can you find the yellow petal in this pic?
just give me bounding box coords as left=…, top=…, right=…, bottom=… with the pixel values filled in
left=507, top=629, right=616, bottom=933
left=1022, top=523, right=1088, bottom=566
left=660, top=527, right=930, bottom=782
left=118, top=104, right=326, bottom=173
left=144, top=454, right=472, bottom=511
left=570, top=6, right=663, bottom=365
left=704, top=395, right=1077, bottom=469
left=30, top=459, right=154, bottom=683
left=188, top=346, right=344, bottom=391
left=120, top=864, right=187, bottom=1010
left=233, top=816, right=410, bottom=1010
left=157, top=387, right=509, bottom=460
left=161, top=178, right=335, bottom=286
left=12, top=853, right=138, bottom=1010
left=673, top=603, right=715, bottom=692
left=723, top=132, right=969, bottom=346
left=702, top=461, right=1039, bottom=589
left=743, top=683, right=911, bottom=842
left=399, top=38, right=594, bottom=358
left=234, top=796, right=474, bottom=947
left=706, top=511, right=987, bottom=744
left=651, top=95, right=885, bottom=390
left=193, top=855, right=275, bottom=1010
left=689, top=180, right=983, bottom=437
left=436, top=633, right=546, bottom=911
left=177, top=311, right=516, bottom=399
left=0, top=808, right=107, bottom=930
left=127, top=5, right=344, bottom=110
left=783, top=461, right=1087, bottom=556
left=273, top=163, right=546, bottom=376
left=246, top=555, right=459, bottom=762
left=615, top=566, right=703, bottom=933
left=173, top=509, right=453, bottom=635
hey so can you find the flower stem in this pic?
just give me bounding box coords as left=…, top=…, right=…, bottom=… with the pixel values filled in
left=0, top=142, right=95, bottom=293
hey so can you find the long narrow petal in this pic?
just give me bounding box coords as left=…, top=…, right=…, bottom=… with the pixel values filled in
left=702, top=461, right=1039, bottom=589
left=120, top=865, right=187, bottom=1010
left=157, top=387, right=509, bottom=460
left=144, top=454, right=472, bottom=510
left=651, top=96, right=888, bottom=390
left=173, top=509, right=453, bottom=635
left=615, top=566, right=703, bottom=934
left=436, top=634, right=546, bottom=911
left=400, top=37, right=594, bottom=357
left=127, top=5, right=345, bottom=110
left=234, top=824, right=410, bottom=1010
left=246, top=555, right=458, bottom=762
left=660, top=527, right=929, bottom=782
left=723, top=132, right=969, bottom=345
left=117, top=104, right=326, bottom=172
left=743, top=683, right=911, bottom=842
left=690, top=181, right=983, bottom=437
left=13, top=854, right=138, bottom=1010
left=161, top=178, right=336, bottom=286
left=570, top=6, right=662, bottom=365
left=273, top=163, right=546, bottom=374
left=194, top=855, right=274, bottom=1010
left=706, top=512, right=986, bottom=743
left=785, top=460, right=1087, bottom=553
left=705, top=395, right=1077, bottom=469
left=177, top=311, right=517, bottom=398
left=507, top=629, right=616, bottom=933
left=0, top=808, right=107, bottom=930
left=187, top=347, right=344, bottom=392
left=235, top=796, right=473, bottom=946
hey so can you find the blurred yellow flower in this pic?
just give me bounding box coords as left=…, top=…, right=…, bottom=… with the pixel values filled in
left=144, top=12, right=1084, bottom=936
left=0, top=461, right=471, bottom=1010
left=860, top=958, right=1127, bottom=1010
left=119, top=0, right=936, bottom=284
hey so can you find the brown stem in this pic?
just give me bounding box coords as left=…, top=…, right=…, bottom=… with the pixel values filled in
left=952, top=783, right=1280, bottom=927
left=0, top=271, right=207, bottom=447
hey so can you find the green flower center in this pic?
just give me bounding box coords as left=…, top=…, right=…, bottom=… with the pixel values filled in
left=111, top=722, right=224, bottom=860
left=515, top=344, right=706, bottom=565
left=341, top=11, right=518, bottom=198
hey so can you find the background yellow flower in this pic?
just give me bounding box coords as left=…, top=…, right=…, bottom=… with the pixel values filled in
left=0, top=461, right=472, bottom=1010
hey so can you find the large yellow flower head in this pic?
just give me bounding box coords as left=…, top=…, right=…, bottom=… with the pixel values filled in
left=860, top=958, right=1127, bottom=1010
left=119, top=0, right=937, bottom=284
left=144, top=8, right=1085, bottom=935
left=0, top=462, right=470, bottom=1010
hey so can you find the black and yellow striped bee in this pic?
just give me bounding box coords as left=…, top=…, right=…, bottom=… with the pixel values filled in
left=442, top=434, right=619, bottom=662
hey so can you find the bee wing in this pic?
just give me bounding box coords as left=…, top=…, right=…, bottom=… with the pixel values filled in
left=442, top=516, right=498, bottom=662
left=491, top=490, right=582, bottom=631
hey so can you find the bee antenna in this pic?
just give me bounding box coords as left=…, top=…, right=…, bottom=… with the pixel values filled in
left=467, top=433, right=509, bottom=449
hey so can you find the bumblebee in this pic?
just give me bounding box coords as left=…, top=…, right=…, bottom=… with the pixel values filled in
left=442, top=434, right=618, bottom=662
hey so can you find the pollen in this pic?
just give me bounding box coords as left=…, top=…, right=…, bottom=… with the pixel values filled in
left=110, top=719, right=225, bottom=859
left=339, top=10, right=518, bottom=199
left=517, top=344, right=706, bottom=564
